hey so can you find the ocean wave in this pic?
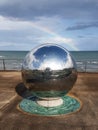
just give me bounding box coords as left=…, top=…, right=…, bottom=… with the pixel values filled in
left=76, top=61, right=83, bottom=64
left=91, top=61, right=98, bottom=64
left=0, top=55, right=5, bottom=58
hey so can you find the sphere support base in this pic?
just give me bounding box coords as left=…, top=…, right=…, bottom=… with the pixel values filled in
left=18, top=95, right=82, bottom=116
left=37, top=98, right=63, bottom=107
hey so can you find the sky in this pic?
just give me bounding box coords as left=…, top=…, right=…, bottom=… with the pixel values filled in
left=0, top=0, right=98, bottom=51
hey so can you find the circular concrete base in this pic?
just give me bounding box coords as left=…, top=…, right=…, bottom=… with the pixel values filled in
left=18, top=95, right=81, bottom=116
left=37, top=98, right=63, bottom=107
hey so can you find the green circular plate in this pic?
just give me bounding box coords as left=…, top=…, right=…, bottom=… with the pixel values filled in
left=18, top=95, right=81, bottom=116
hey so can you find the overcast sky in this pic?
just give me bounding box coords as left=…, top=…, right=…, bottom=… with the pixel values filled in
left=0, top=0, right=98, bottom=51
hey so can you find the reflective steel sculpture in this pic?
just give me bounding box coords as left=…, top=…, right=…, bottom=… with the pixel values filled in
left=21, top=44, right=78, bottom=107
left=19, top=44, right=82, bottom=115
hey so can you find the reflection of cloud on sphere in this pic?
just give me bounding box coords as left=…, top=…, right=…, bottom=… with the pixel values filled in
left=39, top=59, right=63, bottom=70
left=65, top=54, right=74, bottom=68
left=22, top=44, right=77, bottom=98
left=43, top=54, right=47, bottom=58
left=23, top=52, right=40, bottom=69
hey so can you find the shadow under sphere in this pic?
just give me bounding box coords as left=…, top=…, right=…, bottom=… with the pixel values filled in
left=22, top=44, right=77, bottom=98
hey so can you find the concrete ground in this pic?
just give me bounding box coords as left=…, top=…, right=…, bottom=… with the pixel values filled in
left=0, top=71, right=98, bottom=130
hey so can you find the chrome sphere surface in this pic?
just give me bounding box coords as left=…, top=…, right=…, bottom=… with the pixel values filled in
left=22, top=44, right=77, bottom=98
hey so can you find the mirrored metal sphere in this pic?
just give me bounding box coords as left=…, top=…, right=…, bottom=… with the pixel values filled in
left=22, top=44, right=77, bottom=98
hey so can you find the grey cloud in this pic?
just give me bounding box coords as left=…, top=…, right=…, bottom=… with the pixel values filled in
left=66, top=22, right=98, bottom=31
left=77, top=36, right=85, bottom=38
left=0, top=0, right=98, bottom=20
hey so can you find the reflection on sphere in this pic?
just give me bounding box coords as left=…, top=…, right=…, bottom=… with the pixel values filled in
left=22, top=44, right=77, bottom=98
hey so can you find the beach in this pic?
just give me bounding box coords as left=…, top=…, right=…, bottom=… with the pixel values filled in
left=0, top=71, right=98, bottom=130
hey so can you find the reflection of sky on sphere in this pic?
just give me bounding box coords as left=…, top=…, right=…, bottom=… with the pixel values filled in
left=34, top=46, right=67, bottom=61
left=23, top=45, right=74, bottom=70
left=32, top=46, right=68, bottom=70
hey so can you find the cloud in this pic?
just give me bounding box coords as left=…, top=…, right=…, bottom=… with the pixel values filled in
left=66, top=22, right=98, bottom=31
left=38, top=36, right=72, bottom=45
left=0, top=0, right=98, bottom=20
left=0, top=15, right=78, bottom=50
left=0, top=42, right=27, bottom=47
left=0, top=0, right=98, bottom=51
left=0, top=15, right=63, bottom=33
left=0, top=15, right=33, bottom=30
left=0, top=42, right=14, bottom=46
left=75, top=36, right=98, bottom=50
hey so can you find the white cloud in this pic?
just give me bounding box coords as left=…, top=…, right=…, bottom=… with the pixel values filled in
left=0, top=0, right=9, bottom=5
left=0, top=42, right=16, bottom=46
left=0, top=42, right=26, bottom=47
left=38, top=36, right=78, bottom=50
left=38, top=36, right=72, bottom=44
left=0, top=15, right=32, bottom=30
left=0, top=15, right=78, bottom=50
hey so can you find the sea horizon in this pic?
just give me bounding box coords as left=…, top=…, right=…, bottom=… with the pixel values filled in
left=0, top=50, right=98, bottom=59
left=0, top=50, right=98, bottom=72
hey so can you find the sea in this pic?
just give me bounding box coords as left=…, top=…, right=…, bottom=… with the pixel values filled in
left=0, top=51, right=98, bottom=72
